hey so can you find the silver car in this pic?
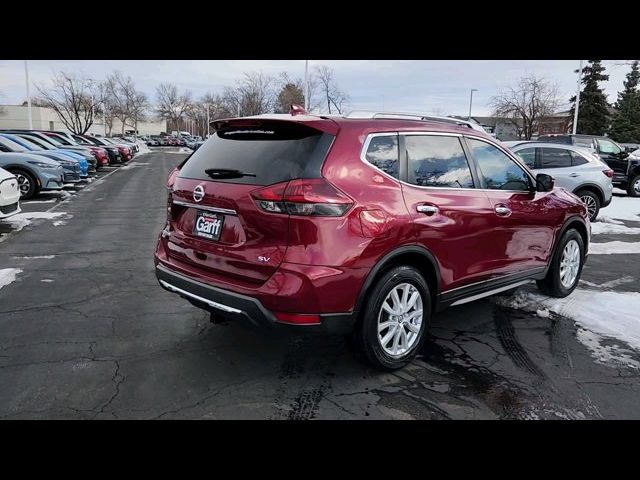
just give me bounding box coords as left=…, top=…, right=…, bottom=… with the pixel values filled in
left=504, top=141, right=613, bottom=221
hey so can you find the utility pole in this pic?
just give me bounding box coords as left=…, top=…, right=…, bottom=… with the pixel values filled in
left=304, top=60, right=309, bottom=111
left=206, top=103, right=210, bottom=137
left=468, top=88, right=478, bottom=121
left=572, top=60, right=584, bottom=135
left=24, top=60, right=33, bottom=130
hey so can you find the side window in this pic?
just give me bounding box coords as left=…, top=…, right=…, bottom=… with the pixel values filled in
left=364, top=135, right=399, bottom=179
left=404, top=135, right=474, bottom=188
left=570, top=151, right=589, bottom=166
left=539, top=147, right=572, bottom=168
left=467, top=138, right=531, bottom=191
left=598, top=139, right=621, bottom=155
left=514, top=148, right=536, bottom=168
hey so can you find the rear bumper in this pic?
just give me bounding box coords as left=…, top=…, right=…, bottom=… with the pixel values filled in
left=155, top=262, right=356, bottom=335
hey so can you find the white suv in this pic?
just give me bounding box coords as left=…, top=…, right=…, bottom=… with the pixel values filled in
left=504, top=141, right=613, bottom=221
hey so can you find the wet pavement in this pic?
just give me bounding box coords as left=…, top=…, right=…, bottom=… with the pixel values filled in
left=0, top=151, right=639, bottom=419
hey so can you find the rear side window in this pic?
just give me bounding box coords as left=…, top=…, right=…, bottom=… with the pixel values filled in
left=467, top=138, right=530, bottom=191
left=364, top=135, right=399, bottom=179
left=539, top=147, right=572, bottom=168
left=179, top=125, right=331, bottom=185
left=405, top=135, right=474, bottom=188
left=514, top=148, right=536, bottom=168
left=570, top=151, right=589, bottom=166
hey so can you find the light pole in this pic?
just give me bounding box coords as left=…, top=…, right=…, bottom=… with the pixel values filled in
left=304, top=60, right=311, bottom=111
left=468, top=88, right=478, bottom=121
left=206, top=103, right=210, bottom=138
left=24, top=60, right=33, bottom=130
left=572, top=60, right=583, bottom=135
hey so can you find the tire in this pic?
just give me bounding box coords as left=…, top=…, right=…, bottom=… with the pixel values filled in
left=9, top=169, right=38, bottom=200
left=575, top=189, right=600, bottom=222
left=536, top=229, right=585, bottom=298
left=627, top=175, right=640, bottom=198
left=352, top=266, right=431, bottom=371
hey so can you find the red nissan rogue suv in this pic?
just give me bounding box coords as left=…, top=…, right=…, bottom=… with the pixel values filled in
left=155, top=110, right=590, bottom=370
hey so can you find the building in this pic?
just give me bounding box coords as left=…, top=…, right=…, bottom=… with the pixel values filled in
left=452, top=111, right=572, bottom=141
left=0, top=104, right=167, bottom=136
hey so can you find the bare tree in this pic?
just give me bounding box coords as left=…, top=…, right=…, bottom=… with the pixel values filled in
left=155, top=83, right=193, bottom=132
left=36, top=72, right=100, bottom=134
left=490, top=75, right=559, bottom=140
left=314, top=65, right=349, bottom=114
left=220, top=72, right=274, bottom=117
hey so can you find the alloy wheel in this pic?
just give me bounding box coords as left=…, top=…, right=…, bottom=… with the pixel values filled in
left=377, top=283, right=423, bottom=357
left=559, top=239, right=581, bottom=288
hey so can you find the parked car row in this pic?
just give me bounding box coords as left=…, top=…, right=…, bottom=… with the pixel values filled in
left=140, top=134, right=204, bottom=150
left=0, top=129, right=138, bottom=200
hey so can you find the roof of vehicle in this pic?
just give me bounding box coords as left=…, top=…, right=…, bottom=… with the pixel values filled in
left=214, top=113, right=492, bottom=139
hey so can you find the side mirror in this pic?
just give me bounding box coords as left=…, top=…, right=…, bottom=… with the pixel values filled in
left=536, top=173, right=554, bottom=192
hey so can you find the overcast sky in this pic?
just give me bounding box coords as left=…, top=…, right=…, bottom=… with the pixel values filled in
left=0, top=60, right=633, bottom=117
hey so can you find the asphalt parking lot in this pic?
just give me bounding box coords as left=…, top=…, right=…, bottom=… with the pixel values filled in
left=1, top=150, right=639, bottom=419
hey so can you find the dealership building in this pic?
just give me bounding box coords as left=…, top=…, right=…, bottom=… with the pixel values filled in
left=0, top=104, right=167, bottom=136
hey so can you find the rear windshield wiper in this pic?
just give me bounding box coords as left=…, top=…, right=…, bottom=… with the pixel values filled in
left=204, top=168, right=257, bottom=179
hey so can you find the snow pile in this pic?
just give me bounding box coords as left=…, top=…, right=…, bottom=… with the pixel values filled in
left=136, top=141, right=151, bottom=154
left=4, top=212, right=67, bottom=233
left=589, top=241, right=640, bottom=255
left=590, top=220, right=640, bottom=235
left=0, top=268, right=22, bottom=290
left=496, top=287, right=640, bottom=366
left=602, top=196, right=640, bottom=221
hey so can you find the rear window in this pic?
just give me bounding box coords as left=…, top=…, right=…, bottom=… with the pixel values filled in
left=179, top=125, right=332, bottom=185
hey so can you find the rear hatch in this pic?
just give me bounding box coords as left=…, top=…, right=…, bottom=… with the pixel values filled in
left=166, top=118, right=336, bottom=285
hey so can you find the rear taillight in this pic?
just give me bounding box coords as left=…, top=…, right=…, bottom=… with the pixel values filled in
left=251, top=178, right=353, bottom=217
left=603, top=169, right=614, bottom=178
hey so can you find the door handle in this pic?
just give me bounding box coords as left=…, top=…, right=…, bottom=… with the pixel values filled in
left=416, top=205, right=439, bottom=215
left=569, top=173, right=580, bottom=178
left=495, top=205, right=511, bottom=216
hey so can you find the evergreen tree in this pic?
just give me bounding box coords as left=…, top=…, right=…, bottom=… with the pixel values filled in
left=568, top=60, right=610, bottom=135
left=609, top=61, right=640, bottom=143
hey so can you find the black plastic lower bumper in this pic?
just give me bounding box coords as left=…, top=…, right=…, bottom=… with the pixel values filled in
left=155, top=263, right=356, bottom=335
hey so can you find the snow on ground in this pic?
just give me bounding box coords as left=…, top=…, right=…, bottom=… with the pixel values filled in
left=13, top=255, right=55, bottom=260
left=22, top=199, right=56, bottom=204
left=119, top=162, right=151, bottom=170
left=40, top=279, right=53, bottom=283
left=589, top=241, right=640, bottom=255
left=0, top=268, right=22, bottom=290
left=2, top=212, right=67, bottom=234
left=136, top=141, right=151, bottom=154
left=495, top=287, right=640, bottom=368
left=601, top=196, right=640, bottom=222
left=590, top=221, right=640, bottom=235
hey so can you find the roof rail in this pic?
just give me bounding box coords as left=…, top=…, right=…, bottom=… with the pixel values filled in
left=345, top=111, right=487, bottom=133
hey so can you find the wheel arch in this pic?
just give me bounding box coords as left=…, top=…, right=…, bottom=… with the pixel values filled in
left=573, top=183, right=604, bottom=204
left=554, top=216, right=589, bottom=257
left=354, top=245, right=441, bottom=317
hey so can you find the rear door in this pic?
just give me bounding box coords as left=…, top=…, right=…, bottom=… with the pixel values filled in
left=398, top=133, right=500, bottom=290
left=537, top=146, right=580, bottom=191
left=464, top=137, right=561, bottom=274
left=167, top=120, right=334, bottom=285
